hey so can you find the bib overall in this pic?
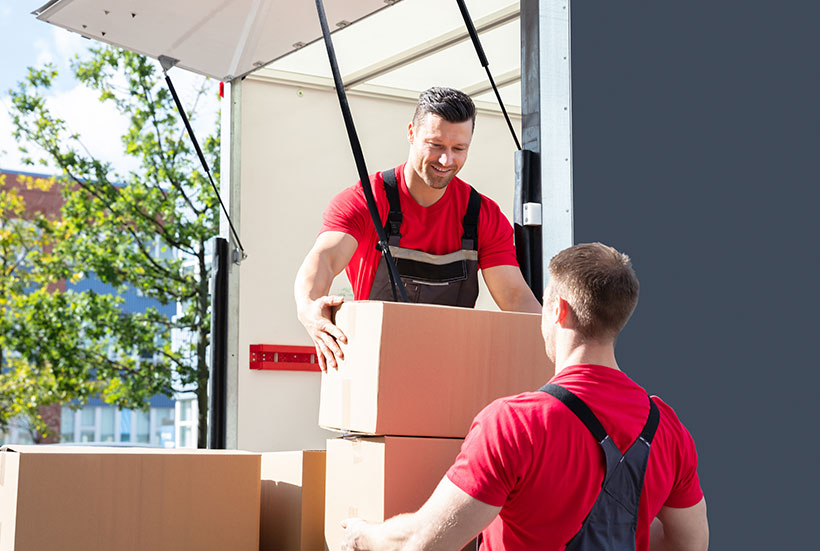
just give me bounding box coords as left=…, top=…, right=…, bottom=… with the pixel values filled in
left=368, top=168, right=481, bottom=308
left=539, top=383, right=660, bottom=551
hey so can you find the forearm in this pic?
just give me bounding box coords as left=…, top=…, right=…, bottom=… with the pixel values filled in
left=482, top=265, right=543, bottom=314
left=499, top=286, right=542, bottom=314
left=294, top=250, right=336, bottom=315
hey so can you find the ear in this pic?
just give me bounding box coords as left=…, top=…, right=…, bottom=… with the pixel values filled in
left=407, top=120, right=415, bottom=144
left=555, top=298, right=570, bottom=326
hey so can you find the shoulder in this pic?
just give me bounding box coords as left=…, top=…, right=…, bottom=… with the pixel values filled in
left=327, top=171, right=387, bottom=210
left=472, top=391, right=565, bottom=437
left=650, top=395, right=700, bottom=457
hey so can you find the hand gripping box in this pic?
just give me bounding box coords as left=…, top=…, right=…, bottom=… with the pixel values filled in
left=0, top=445, right=260, bottom=551
left=319, top=301, right=551, bottom=437
left=324, top=436, right=472, bottom=551
left=259, top=450, right=326, bottom=551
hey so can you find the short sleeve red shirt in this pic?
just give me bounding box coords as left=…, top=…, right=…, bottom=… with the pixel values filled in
left=320, top=163, right=518, bottom=300
left=446, top=364, right=703, bottom=551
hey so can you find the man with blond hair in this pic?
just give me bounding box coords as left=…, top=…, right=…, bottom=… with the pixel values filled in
left=341, top=242, right=708, bottom=551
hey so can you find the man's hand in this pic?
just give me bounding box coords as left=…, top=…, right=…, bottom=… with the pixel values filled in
left=298, top=295, right=347, bottom=371
left=294, top=231, right=358, bottom=370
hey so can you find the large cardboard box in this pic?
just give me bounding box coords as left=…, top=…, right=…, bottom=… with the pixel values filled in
left=324, top=436, right=467, bottom=551
left=0, top=446, right=260, bottom=551
left=259, top=450, right=326, bottom=551
left=320, top=301, right=551, bottom=437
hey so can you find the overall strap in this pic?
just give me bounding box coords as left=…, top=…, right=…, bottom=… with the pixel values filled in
left=540, top=384, right=607, bottom=443
left=382, top=168, right=402, bottom=245
left=640, top=396, right=661, bottom=444
left=461, top=186, right=481, bottom=250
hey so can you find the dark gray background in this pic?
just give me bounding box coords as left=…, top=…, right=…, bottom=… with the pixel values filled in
left=569, top=1, right=819, bottom=548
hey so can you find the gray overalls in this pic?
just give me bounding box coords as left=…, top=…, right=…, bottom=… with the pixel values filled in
left=539, top=384, right=660, bottom=551
left=368, top=168, right=482, bottom=308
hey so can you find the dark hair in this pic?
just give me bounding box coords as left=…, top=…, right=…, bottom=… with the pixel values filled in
left=413, top=87, right=476, bottom=130
left=546, top=243, right=640, bottom=340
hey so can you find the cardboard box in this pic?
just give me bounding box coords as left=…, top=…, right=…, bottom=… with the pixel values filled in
left=0, top=445, right=260, bottom=551
left=259, top=450, right=326, bottom=551
left=325, top=436, right=470, bottom=551
left=320, top=301, right=551, bottom=437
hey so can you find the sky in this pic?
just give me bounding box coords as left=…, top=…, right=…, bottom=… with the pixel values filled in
left=0, top=1, right=219, bottom=176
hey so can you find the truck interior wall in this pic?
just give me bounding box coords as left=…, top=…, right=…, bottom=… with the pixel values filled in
left=233, top=76, right=521, bottom=452
left=569, top=2, right=818, bottom=548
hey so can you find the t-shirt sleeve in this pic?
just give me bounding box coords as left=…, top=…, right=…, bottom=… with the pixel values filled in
left=664, top=424, right=704, bottom=508
left=446, top=400, right=530, bottom=507
left=477, top=195, right=518, bottom=270
left=320, top=184, right=370, bottom=241
left=658, top=399, right=704, bottom=508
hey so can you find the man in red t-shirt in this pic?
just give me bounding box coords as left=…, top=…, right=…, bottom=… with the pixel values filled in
left=340, top=243, right=709, bottom=551
left=295, top=87, right=540, bottom=370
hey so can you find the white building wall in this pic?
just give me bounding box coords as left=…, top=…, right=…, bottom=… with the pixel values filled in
left=233, top=74, right=520, bottom=452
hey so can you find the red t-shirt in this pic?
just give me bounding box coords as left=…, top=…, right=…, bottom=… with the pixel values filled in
left=446, top=364, right=703, bottom=551
left=320, top=163, right=518, bottom=300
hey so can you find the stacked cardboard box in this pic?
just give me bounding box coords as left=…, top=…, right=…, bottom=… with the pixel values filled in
left=321, top=301, right=551, bottom=551
left=0, top=446, right=261, bottom=551
left=259, top=450, right=326, bottom=551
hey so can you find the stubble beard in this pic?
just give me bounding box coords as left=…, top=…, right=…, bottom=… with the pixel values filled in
left=423, top=165, right=454, bottom=190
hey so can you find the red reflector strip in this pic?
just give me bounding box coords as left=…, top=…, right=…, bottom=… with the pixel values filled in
left=249, top=344, right=320, bottom=372
left=219, top=81, right=224, bottom=98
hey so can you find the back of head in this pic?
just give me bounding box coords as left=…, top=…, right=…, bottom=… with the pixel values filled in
left=547, top=243, right=640, bottom=341
left=413, top=87, right=476, bottom=130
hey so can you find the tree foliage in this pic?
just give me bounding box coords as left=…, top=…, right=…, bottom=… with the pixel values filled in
left=4, top=46, right=220, bottom=446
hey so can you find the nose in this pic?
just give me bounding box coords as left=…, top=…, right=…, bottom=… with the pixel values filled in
left=438, top=152, right=450, bottom=166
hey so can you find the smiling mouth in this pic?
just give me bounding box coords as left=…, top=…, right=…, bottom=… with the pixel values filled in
left=431, top=165, right=450, bottom=174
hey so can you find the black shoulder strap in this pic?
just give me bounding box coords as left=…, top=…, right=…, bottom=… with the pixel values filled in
left=381, top=168, right=402, bottom=246
left=540, top=383, right=608, bottom=443
left=461, top=186, right=481, bottom=250
left=640, top=396, right=661, bottom=444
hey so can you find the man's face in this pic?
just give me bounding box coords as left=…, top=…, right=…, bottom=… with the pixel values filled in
left=407, top=113, right=473, bottom=190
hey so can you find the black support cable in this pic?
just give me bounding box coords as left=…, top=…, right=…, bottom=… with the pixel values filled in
left=314, top=0, right=408, bottom=302
left=455, top=0, right=522, bottom=151
left=161, top=65, right=246, bottom=260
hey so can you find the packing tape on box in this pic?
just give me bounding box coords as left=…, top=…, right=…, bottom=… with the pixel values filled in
left=342, top=378, right=351, bottom=430
left=351, top=439, right=363, bottom=464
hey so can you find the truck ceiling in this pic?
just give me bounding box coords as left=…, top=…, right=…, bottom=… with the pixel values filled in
left=33, top=0, right=522, bottom=111
left=33, top=0, right=397, bottom=81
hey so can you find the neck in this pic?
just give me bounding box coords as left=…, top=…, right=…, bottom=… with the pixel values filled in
left=553, top=338, right=620, bottom=376
left=403, top=163, right=447, bottom=207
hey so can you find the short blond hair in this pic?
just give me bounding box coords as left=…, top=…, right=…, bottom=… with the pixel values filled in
left=546, top=243, right=639, bottom=340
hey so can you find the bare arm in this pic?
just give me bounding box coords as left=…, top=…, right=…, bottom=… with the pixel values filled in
left=481, top=265, right=542, bottom=313
left=649, top=498, right=709, bottom=551
left=294, top=231, right=358, bottom=371
left=341, top=476, right=500, bottom=551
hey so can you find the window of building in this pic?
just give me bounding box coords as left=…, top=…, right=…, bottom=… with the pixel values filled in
left=100, top=407, right=115, bottom=442
left=176, top=399, right=197, bottom=448
left=135, top=410, right=150, bottom=444
left=79, top=405, right=97, bottom=442
left=120, top=408, right=132, bottom=443
left=61, top=407, right=75, bottom=442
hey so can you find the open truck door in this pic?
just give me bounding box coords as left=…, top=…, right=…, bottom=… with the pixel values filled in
left=33, top=0, right=572, bottom=451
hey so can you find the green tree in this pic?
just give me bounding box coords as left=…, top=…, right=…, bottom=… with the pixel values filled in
left=7, top=46, right=220, bottom=447
left=0, top=173, right=62, bottom=438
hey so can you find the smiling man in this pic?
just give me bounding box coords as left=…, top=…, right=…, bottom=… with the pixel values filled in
left=295, top=87, right=541, bottom=370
